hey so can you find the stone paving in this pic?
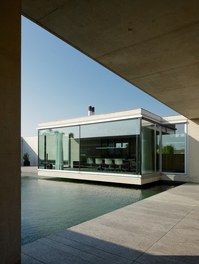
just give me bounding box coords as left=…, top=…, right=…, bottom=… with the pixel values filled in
left=21, top=166, right=38, bottom=176
left=22, top=183, right=199, bottom=264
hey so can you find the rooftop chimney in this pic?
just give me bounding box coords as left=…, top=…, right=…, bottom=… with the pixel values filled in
left=88, top=105, right=95, bottom=116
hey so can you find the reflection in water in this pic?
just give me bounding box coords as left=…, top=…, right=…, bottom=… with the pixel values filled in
left=21, top=176, right=173, bottom=245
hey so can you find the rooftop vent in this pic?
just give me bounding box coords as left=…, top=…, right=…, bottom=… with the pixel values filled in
left=88, top=105, right=95, bottom=116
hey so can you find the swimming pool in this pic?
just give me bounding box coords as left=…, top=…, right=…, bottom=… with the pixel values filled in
left=21, top=176, right=174, bottom=245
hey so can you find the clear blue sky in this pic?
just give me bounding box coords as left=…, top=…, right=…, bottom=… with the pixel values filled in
left=21, top=17, right=177, bottom=136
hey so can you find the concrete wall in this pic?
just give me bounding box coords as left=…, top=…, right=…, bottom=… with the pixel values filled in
left=0, top=1, right=21, bottom=263
left=187, top=119, right=199, bottom=183
left=21, top=136, right=38, bottom=166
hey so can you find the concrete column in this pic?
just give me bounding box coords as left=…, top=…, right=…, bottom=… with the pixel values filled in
left=188, top=119, right=199, bottom=183
left=0, top=1, right=21, bottom=264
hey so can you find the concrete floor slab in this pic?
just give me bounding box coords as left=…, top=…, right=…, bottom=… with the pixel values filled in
left=46, top=234, right=133, bottom=264
left=79, top=215, right=176, bottom=242
left=158, top=227, right=199, bottom=244
left=37, top=237, right=126, bottom=264
left=175, top=215, right=199, bottom=229
left=148, top=191, right=198, bottom=206
left=57, top=230, right=141, bottom=261
left=136, top=254, right=199, bottom=264
left=21, top=166, right=38, bottom=176
left=186, top=206, right=199, bottom=219
left=69, top=220, right=167, bottom=252
left=134, top=198, right=194, bottom=217
left=22, top=240, right=89, bottom=264
left=22, top=254, right=43, bottom=264
left=143, top=241, right=199, bottom=256
left=112, top=203, right=183, bottom=220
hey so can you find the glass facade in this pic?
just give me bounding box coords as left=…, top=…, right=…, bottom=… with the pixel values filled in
left=38, top=117, right=186, bottom=176
left=38, top=118, right=141, bottom=174
left=156, top=125, right=161, bottom=172
left=141, top=120, right=156, bottom=174
left=80, top=119, right=140, bottom=174
left=38, top=126, right=80, bottom=170
left=162, top=123, right=186, bottom=173
left=141, top=120, right=162, bottom=175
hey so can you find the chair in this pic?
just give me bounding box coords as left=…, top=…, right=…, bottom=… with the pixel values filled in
left=105, top=158, right=113, bottom=170
left=115, top=159, right=123, bottom=171
left=95, top=158, right=103, bottom=170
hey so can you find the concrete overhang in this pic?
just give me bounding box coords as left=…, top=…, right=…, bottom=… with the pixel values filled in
left=22, top=0, right=199, bottom=120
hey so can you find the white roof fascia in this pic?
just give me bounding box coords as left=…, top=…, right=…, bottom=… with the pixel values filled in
left=161, top=115, right=187, bottom=124
left=37, top=109, right=143, bottom=130
left=37, top=108, right=187, bottom=130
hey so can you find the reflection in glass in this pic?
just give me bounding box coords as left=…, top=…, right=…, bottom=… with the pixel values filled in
left=80, top=119, right=141, bottom=174
left=38, top=118, right=186, bottom=176
left=141, top=120, right=155, bottom=174
left=156, top=125, right=161, bottom=172
left=38, top=126, right=80, bottom=170
left=162, top=123, right=185, bottom=173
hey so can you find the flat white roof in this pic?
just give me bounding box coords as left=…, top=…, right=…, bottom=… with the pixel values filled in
left=37, top=108, right=187, bottom=130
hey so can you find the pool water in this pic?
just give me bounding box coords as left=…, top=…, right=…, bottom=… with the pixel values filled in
left=21, top=176, right=174, bottom=245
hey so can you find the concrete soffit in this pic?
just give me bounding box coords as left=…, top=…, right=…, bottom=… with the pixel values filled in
left=22, top=0, right=199, bottom=120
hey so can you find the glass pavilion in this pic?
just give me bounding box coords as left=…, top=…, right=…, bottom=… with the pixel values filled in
left=38, top=109, right=187, bottom=184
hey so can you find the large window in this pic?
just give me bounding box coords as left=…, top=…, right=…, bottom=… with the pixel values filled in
left=38, top=126, right=80, bottom=170
left=38, top=118, right=141, bottom=175
left=156, top=125, right=161, bottom=172
left=161, top=123, right=186, bottom=173
left=141, top=120, right=156, bottom=174
left=141, top=120, right=163, bottom=175
left=80, top=119, right=141, bottom=174
left=38, top=118, right=187, bottom=176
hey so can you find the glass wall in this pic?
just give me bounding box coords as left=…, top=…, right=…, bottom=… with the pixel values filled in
left=38, top=118, right=186, bottom=176
left=141, top=120, right=164, bottom=175
left=80, top=118, right=140, bottom=174
left=141, top=119, right=156, bottom=174
left=161, top=123, right=186, bottom=173
left=38, top=118, right=141, bottom=174
left=38, top=126, right=80, bottom=170
left=156, top=125, right=161, bottom=172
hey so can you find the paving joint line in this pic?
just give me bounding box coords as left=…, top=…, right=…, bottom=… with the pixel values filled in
left=22, top=253, right=46, bottom=264
left=132, top=204, right=197, bottom=262
left=39, top=237, right=103, bottom=264
left=54, top=232, right=134, bottom=261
